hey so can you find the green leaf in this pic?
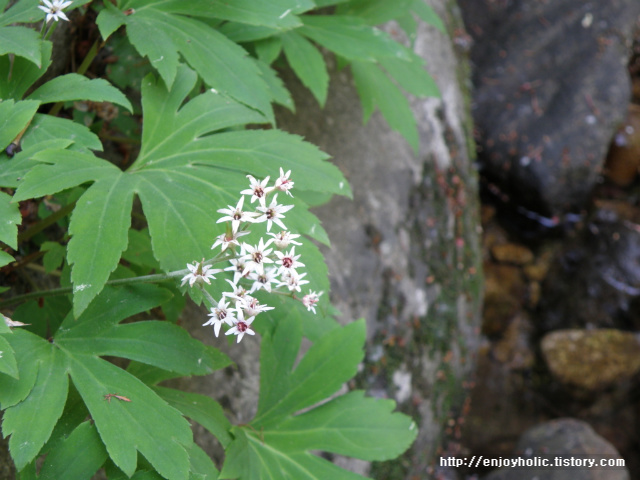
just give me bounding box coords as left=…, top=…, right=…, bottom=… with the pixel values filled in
left=13, top=150, right=117, bottom=202
left=59, top=283, right=170, bottom=330
left=254, top=36, right=282, bottom=65
left=177, top=130, right=351, bottom=197
left=58, top=321, right=230, bottom=377
left=67, top=175, right=136, bottom=316
left=410, top=0, right=446, bottom=33
left=95, top=1, right=126, bottom=40
left=66, top=354, right=192, bottom=479
left=351, top=61, right=419, bottom=152
left=281, top=31, right=329, bottom=106
left=0, top=191, right=20, bottom=249
left=0, top=26, right=42, bottom=66
left=220, top=319, right=417, bottom=479
left=254, top=319, right=366, bottom=427
left=266, top=391, right=417, bottom=460
left=41, top=241, right=66, bottom=273
left=0, top=334, right=18, bottom=378
left=0, top=99, right=39, bottom=152
left=0, top=250, right=13, bottom=268
left=337, top=0, right=414, bottom=25
left=379, top=55, right=440, bottom=98
left=38, top=421, right=108, bottom=480
left=155, top=387, right=233, bottom=448
left=3, top=342, right=68, bottom=470
left=0, top=41, right=52, bottom=99
left=0, top=0, right=43, bottom=26
left=256, top=310, right=302, bottom=417
left=22, top=114, right=103, bottom=153
left=118, top=5, right=273, bottom=119
left=133, top=66, right=266, bottom=168
left=300, top=15, right=412, bottom=62
left=253, top=58, right=294, bottom=112
left=122, top=228, right=159, bottom=270
left=27, top=74, right=133, bottom=112
left=150, top=0, right=304, bottom=29
left=186, top=441, right=220, bottom=480
left=0, top=329, right=48, bottom=409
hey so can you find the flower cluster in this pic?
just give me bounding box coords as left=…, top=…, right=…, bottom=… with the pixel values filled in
left=180, top=169, right=322, bottom=343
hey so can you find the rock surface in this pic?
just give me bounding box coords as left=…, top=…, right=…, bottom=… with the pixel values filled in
left=484, top=418, right=630, bottom=480
left=459, top=0, right=640, bottom=218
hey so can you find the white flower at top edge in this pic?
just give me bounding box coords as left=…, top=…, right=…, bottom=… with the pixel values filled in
left=302, top=291, right=323, bottom=314
left=181, top=261, right=220, bottom=287
left=39, top=0, right=73, bottom=23
left=268, top=230, right=302, bottom=249
left=275, top=168, right=294, bottom=197
left=225, top=309, right=256, bottom=343
left=202, top=299, right=236, bottom=337
left=240, top=175, right=273, bottom=203
left=255, top=194, right=294, bottom=232
left=216, top=196, right=257, bottom=233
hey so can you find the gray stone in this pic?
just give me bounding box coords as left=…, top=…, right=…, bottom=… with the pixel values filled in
left=460, top=0, right=640, bottom=218
left=484, top=418, right=629, bottom=480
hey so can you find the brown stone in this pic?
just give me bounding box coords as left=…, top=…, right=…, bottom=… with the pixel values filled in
left=491, top=243, right=534, bottom=265
left=541, top=329, right=640, bottom=391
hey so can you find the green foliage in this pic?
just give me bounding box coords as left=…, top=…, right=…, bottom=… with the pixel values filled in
left=219, top=317, right=417, bottom=479
left=0, top=0, right=441, bottom=478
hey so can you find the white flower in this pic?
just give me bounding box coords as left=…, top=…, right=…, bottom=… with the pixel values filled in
left=225, top=309, right=256, bottom=343
left=241, top=238, right=274, bottom=274
left=274, top=246, right=304, bottom=276
left=302, top=291, right=323, bottom=314
left=180, top=260, right=220, bottom=287
left=240, top=175, right=273, bottom=203
left=39, top=0, right=73, bottom=23
left=275, top=168, right=294, bottom=196
left=268, top=230, right=302, bottom=249
left=248, top=268, right=280, bottom=293
left=222, top=278, right=248, bottom=301
left=278, top=271, right=309, bottom=292
left=237, top=295, right=274, bottom=317
left=202, top=299, right=236, bottom=337
left=255, top=194, right=294, bottom=232
left=225, top=257, right=250, bottom=284
left=211, top=229, right=249, bottom=252
left=217, top=196, right=257, bottom=233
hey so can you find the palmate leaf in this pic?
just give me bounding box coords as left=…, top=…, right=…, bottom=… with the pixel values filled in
left=1, top=285, right=230, bottom=479
left=13, top=64, right=348, bottom=316
left=219, top=318, right=418, bottom=480
left=97, top=2, right=274, bottom=121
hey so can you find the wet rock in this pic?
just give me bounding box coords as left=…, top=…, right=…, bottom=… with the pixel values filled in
left=605, top=104, right=640, bottom=187
left=462, top=313, right=539, bottom=468
left=484, top=418, right=629, bottom=480
left=541, top=329, right=640, bottom=391
left=539, top=203, right=640, bottom=332
left=482, top=263, right=525, bottom=337
left=459, top=0, right=640, bottom=217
